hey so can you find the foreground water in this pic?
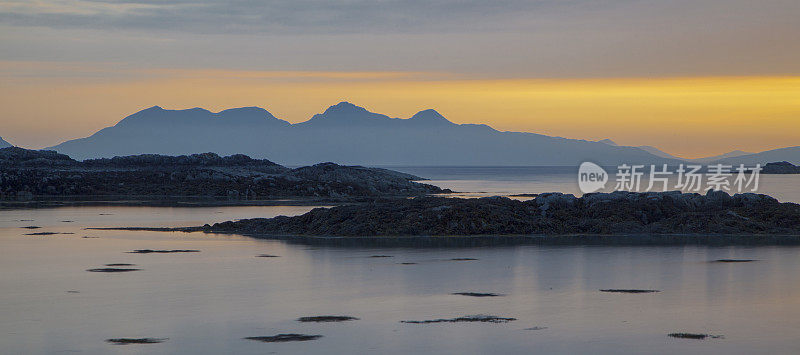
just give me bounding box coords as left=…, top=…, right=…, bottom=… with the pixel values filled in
left=2, top=206, right=800, bottom=354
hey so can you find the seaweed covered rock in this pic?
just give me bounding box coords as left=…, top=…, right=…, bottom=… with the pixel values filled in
left=203, top=191, right=799, bottom=236
left=0, top=147, right=446, bottom=200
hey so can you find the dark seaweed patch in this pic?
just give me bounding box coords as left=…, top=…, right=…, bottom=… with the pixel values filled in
left=87, top=268, right=140, bottom=273
left=401, top=315, right=516, bottom=324
left=127, top=249, right=199, bottom=254
left=297, top=316, right=359, bottom=322
left=600, top=289, right=660, bottom=293
left=106, top=338, right=166, bottom=345
left=524, top=326, right=548, bottom=331
left=668, top=333, right=724, bottom=340
left=244, top=334, right=322, bottom=343
left=451, top=292, right=504, bottom=297
left=25, top=232, right=75, bottom=236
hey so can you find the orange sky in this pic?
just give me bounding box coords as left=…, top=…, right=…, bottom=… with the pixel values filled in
left=1, top=63, right=799, bottom=158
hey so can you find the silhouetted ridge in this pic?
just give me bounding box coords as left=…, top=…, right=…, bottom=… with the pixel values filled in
left=0, top=147, right=75, bottom=167
left=47, top=102, right=698, bottom=165
left=83, top=152, right=280, bottom=167
left=598, top=139, right=618, bottom=146
left=215, top=107, right=287, bottom=125
left=409, top=109, right=453, bottom=125
left=0, top=136, right=13, bottom=148
left=323, top=102, right=369, bottom=115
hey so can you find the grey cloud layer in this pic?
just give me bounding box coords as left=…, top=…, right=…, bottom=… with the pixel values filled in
left=0, top=0, right=583, bottom=34
left=0, top=0, right=798, bottom=76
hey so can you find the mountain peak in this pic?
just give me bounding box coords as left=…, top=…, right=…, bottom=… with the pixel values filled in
left=411, top=109, right=444, bottom=119
left=409, top=109, right=453, bottom=125
left=300, top=102, right=393, bottom=127
left=216, top=106, right=286, bottom=125
left=217, top=106, right=274, bottom=117
left=323, top=101, right=368, bottom=115
left=598, top=138, right=618, bottom=146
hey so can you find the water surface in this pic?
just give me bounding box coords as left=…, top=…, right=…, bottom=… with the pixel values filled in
left=2, top=206, right=800, bottom=354
left=393, top=166, right=800, bottom=202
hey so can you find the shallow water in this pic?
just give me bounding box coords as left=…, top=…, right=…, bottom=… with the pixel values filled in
left=2, top=206, right=800, bottom=354
left=393, top=166, right=800, bottom=203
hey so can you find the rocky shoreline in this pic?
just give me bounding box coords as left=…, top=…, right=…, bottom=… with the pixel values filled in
left=98, top=190, right=800, bottom=245
left=0, top=147, right=448, bottom=205
left=198, top=190, right=800, bottom=237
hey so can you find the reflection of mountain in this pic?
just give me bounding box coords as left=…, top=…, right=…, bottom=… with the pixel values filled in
left=0, top=136, right=12, bottom=148
left=48, top=102, right=679, bottom=166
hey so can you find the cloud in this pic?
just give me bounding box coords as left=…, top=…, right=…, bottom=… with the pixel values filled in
left=0, top=0, right=573, bottom=34
left=0, top=0, right=797, bottom=77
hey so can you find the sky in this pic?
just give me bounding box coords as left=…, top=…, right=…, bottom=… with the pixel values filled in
left=0, top=0, right=798, bottom=158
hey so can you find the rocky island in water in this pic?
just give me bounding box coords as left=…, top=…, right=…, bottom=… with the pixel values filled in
left=762, top=161, right=800, bottom=174
left=5, top=146, right=800, bottom=245
left=101, top=190, right=800, bottom=246
left=0, top=147, right=447, bottom=207
left=200, top=190, right=797, bottom=236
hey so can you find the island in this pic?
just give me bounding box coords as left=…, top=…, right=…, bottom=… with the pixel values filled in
left=101, top=190, right=800, bottom=246
left=762, top=161, right=800, bottom=174
left=0, top=147, right=448, bottom=207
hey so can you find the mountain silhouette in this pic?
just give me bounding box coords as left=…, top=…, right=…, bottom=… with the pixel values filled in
left=596, top=139, right=788, bottom=165
left=48, top=102, right=687, bottom=165
left=0, top=136, right=11, bottom=148
left=692, top=150, right=753, bottom=163
left=712, top=146, right=800, bottom=165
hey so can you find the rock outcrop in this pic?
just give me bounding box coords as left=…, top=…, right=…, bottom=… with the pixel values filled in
left=0, top=147, right=447, bottom=200
left=762, top=161, right=800, bottom=174
left=202, top=190, right=799, bottom=236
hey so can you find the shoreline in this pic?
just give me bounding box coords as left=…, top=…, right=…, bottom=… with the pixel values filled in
left=0, top=196, right=385, bottom=210
left=90, top=227, right=800, bottom=247
left=85, top=190, right=800, bottom=246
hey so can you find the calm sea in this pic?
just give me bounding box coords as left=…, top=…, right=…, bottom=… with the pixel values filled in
left=392, top=166, right=800, bottom=203
left=1, top=168, right=799, bottom=354
left=1, top=205, right=799, bottom=354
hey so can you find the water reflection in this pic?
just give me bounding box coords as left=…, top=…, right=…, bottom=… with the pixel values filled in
left=1, top=207, right=800, bottom=354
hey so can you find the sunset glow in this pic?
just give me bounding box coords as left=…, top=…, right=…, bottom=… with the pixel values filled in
left=2, top=64, right=798, bottom=158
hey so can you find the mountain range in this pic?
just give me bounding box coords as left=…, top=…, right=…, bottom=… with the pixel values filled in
left=25, top=102, right=800, bottom=166
left=0, top=136, right=11, bottom=148
left=597, top=139, right=755, bottom=163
